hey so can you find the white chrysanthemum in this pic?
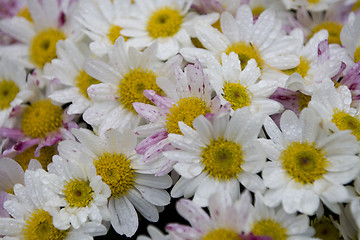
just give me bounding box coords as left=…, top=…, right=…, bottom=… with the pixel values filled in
left=281, top=0, right=340, bottom=12
left=120, top=0, right=218, bottom=60
left=83, top=37, right=180, bottom=136
left=0, top=169, right=108, bottom=240
left=70, top=127, right=172, bottom=237
left=39, top=152, right=111, bottom=230
left=259, top=107, right=360, bottom=215
left=164, top=108, right=266, bottom=207
left=76, top=0, right=134, bottom=57
left=206, top=52, right=283, bottom=115
left=180, top=5, right=301, bottom=85
left=44, top=39, right=100, bottom=115
left=247, top=192, right=316, bottom=240
left=340, top=12, right=360, bottom=64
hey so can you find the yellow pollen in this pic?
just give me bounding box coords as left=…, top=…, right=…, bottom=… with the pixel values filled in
left=17, top=7, right=33, bottom=22
left=29, top=28, right=66, bottom=68
left=202, top=228, right=240, bottom=240
left=63, top=179, right=94, bottom=208
left=352, top=1, right=360, bottom=12
left=200, top=138, right=243, bottom=181
left=222, top=82, right=251, bottom=110
left=75, top=70, right=101, bottom=99
left=225, top=42, right=263, bottom=70
left=22, top=209, right=69, bottom=240
left=118, top=68, right=161, bottom=113
left=107, top=24, right=128, bottom=44
left=354, top=46, right=360, bottom=63
left=252, top=6, right=265, bottom=16
left=94, top=153, right=135, bottom=197
left=282, top=56, right=310, bottom=78
left=146, top=7, right=183, bottom=38
left=15, top=145, right=57, bottom=170
left=298, top=92, right=311, bottom=111
left=308, top=0, right=321, bottom=4
left=312, top=216, right=341, bottom=240
left=166, top=97, right=210, bottom=134
left=311, top=22, right=343, bottom=45
left=21, top=99, right=63, bottom=138
left=332, top=109, right=360, bottom=140
left=0, top=79, right=19, bottom=110
left=280, top=141, right=327, bottom=184
left=251, top=219, right=287, bottom=240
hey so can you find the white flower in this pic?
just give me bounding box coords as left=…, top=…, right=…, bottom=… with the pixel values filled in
left=120, top=0, right=219, bottom=60
left=260, top=107, right=360, bottom=215
left=340, top=12, right=360, bottom=64
left=39, top=151, right=111, bottom=230
left=164, top=107, right=266, bottom=207
left=70, top=127, right=172, bottom=237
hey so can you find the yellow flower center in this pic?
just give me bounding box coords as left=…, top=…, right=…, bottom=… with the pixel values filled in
left=94, top=153, right=135, bottom=197
left=222, top=82, right=251, bottom=110
left=251, top=219, right=287, bottom=240
left=29, top=28, right=66, bottom=68
left=118, top=68, right=161, bottom=113
left=146, top=7, right=183, bottom=38
left=0, top=79, right=19, bottom=110
left=63, top=179, right=94, bottom=208
left=311, top=22, right=343, bottom=45
left=225, top=42, right=263, bottom=70
left=21, top=99, right=63, bottom=138
left=15, top=145, right=57, bottom=170
left=352, top=0, right=360, bottom=12
left=308, top=0, right=321, bottom=4
left=165, top=97, right=210, bottom=134
left=298, top=92, right=311, bottom=111
left=17, top=7, right=33, bottom=22
left=282, top=56, right=310, bottom=78
left=252, top=6, right=265, bottom=16
left=75, top=70, right=101, bottom=99
left=200, top=138, right=243, bottom=181
left=332, top=109, right=360, bottom=140
left=107, top=24, right=128, bottom=44
left=280, top=141, right=328, bottom=184
left=202, top=228, right=240, bottom=240
left=22, top=209, right=69, bottom=240
left=354, top=46, right=360, bottom=63
left=312, top=217, right=341, bottom=240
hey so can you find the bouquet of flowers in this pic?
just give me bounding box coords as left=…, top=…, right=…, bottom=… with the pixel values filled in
left=0, top=0, right=360, bottom=239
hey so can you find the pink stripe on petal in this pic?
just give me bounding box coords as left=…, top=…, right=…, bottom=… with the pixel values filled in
left=317, top=39, right=330, bottom=63
left=144, top=141, right=172, bottom=163
left=331, top=61, right=346, bottom=82
left=143, top=90, right=174, bottom=111
left=165, top=223, right=203, bottom=238
left=14, top=138, right=40, bottom=153
left=136, top=130, right=168, bottom=154
left=133, top=102, right=165, bottom=122
left=0, top=128, right=25, bottom=140
left=34, top=132, right=62, bottom=157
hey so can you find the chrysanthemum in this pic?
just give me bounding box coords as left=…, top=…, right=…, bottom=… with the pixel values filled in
left=133, top=60, right=223, bottom=176
left=120, top=0, right=219, bottom=60
left=247, top=192, right=316, bottom=240
left=166, top=189, right=254, bottom=239
left=44, top=39, right=101, bottom=115
left=76, top=0, right=134, bottom=57
left=83, top=37, right=180, bottom=136
left=70, top=127, right=172, bottom=237
left=205, top=52, right=283, bottom=115
left=38, top=151, right=111, bottom=230
left=180, top=5, right=301, bottom=85
left=259, top=107, right=360, bottom=215
left=164, top=107, right=266, bottom=207
left=0, top=169, right=108, bottom=239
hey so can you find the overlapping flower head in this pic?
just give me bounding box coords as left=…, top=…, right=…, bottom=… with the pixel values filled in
left=1, top=0, right=360, bottom=239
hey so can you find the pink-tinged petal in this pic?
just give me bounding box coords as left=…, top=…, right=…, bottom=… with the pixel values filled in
left=143, top=141, right=173, bottom=163
left=186, top=59, right=211, bottom=101
left=269, top=87, right=308, bottom=116
left=166, top=223, right=203, bottom=238
left=340, top=61, right=360, bottom=100
left=240, top=233, right=272, bottom=240
left=175, top=199, right=211, bottom=231
left=136, top=130, right=168, bottom=154
left=34, top=132, right=62, bottom=157
left=0, top=191, right=11, bottom=218
left=191, top=0, right=224, bottom=14
left=155, top=159, right=176, bottom=176
left=13, top=138, right=40, bottom=153
left=0, top=128, right=25, bottom=140
left=331, top=61, right=346, bottom=82
left=133, top=102, right=164, bottom=122
left=317, top=39, right=330, bottom=63
left=143, top=90, right=174, bottom=111
left=9, top=105, right=27, bottom=117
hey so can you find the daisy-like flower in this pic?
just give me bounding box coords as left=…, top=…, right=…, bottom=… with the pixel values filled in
left=83, top=37, right=181, bottom=136
left=259, top=107, right=360, bottom=215
left=70, top=127, right=172, bottom=237
left=120, top=0, right=219, bottom=60
left=247, top=192, right=316, bottom=240
left=180, top=5, right=301, bottom=85
left=38, top=149, right=111, bottom=230
left=0, top=169, right=108, bottom=240
left=133, top=60, right=223, bottom=176
left=44, top=39, right=101, bottom=115
left=206, top=52, right=283, bottom=115
left=164, top=107, right=266, bottom=207
left=311, top=214, right=344, bottom=239
left=76, top=0, right=134, bottom=57
left=166, top=189, right=254, bottom=239
left=340, top=12, right=360, bottom=64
